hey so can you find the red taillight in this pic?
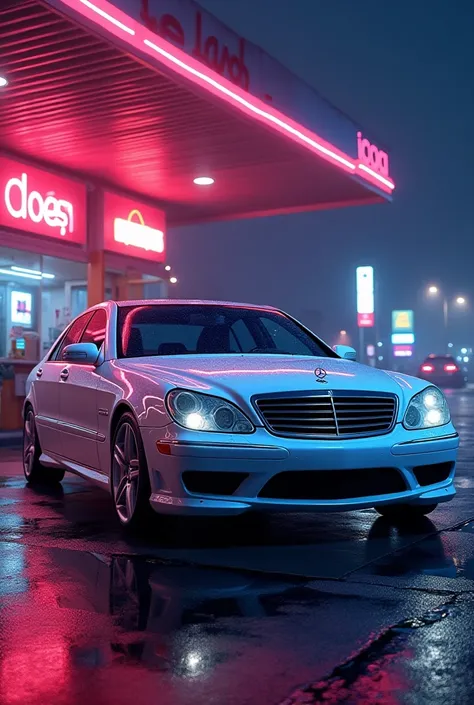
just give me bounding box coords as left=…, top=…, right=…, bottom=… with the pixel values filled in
left=421, top=364, right=434, bottom=372
left=444, top=364, right=458, bottom=372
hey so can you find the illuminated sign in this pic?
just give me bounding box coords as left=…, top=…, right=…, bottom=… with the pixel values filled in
left=357, top=133, right=390, bottom=178
left=393, top=345, right=413, bottom=358
left=392, top=310, right=414, bottom=333
left=356, top=266, right=374, bottom=328
left=11, top=291, right=32, bottom=327
left=0, top=156, right=86, bottom=243
left=114, top=210, right=164, bottom=254
left=104, top=191, right=166, bottom=260
left=57, top=0, right=395, bottom=193
left=140, top=1, right=250, bottom=92
left=391, top=333, right=415, bottom=345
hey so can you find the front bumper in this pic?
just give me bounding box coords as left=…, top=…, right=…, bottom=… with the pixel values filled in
left=141, top=424, right=459, bottom=516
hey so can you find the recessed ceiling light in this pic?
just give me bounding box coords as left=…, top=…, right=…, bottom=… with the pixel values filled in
left=169, top=277, right=178, bottom=284
left=193, top=176, right=214, bottom=186
left=11, top=266, right=55, bottom=279
left=165, top=265, right=171, bottom=271
left=0, top=76, right=8, bottom=88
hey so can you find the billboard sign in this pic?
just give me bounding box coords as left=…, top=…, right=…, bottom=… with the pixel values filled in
left=103, top=191, right=166, bottom=261
left=356, top=266, right=374, bottom=328
left=393, top=345, right=413, bottom=358
left=392, top=310, right=414, bottom=357
left=0, top=156, right=86, bottom=244
left=392, top=310, right=414, bottom=334
left=391, top=332, right=415, bottom=345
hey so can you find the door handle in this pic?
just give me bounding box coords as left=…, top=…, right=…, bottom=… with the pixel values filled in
left=60, top=368, right=69, bottom=381
left=36, top=368, right=43, bottom=378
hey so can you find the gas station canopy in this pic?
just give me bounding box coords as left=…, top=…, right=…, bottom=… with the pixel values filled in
left=0, top=0, right=395, bottom=226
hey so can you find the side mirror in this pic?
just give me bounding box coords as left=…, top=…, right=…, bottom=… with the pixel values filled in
left=62, top=343, right=100, bottom=365
left=334, top=344, right=357, bottom=361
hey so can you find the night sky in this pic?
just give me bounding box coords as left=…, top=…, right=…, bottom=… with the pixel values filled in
left=169, top=0, right=474, bottom=355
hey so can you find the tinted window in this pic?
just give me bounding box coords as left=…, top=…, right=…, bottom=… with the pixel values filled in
left=260, top=316, right=318, bottom=357
left=81, top=309, right=107, bottom=350
left=117, top=304, right=335, bottom=359
left=424, top=355, right=456, bottom=368
left=230, top=319, right=257, bottom=352
left=52, top=313, right=92, bottom=361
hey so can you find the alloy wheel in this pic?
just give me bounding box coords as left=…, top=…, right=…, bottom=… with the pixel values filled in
left=112, top=422, right=140, bottom=524
left=23, top=411, right=36, bottom=478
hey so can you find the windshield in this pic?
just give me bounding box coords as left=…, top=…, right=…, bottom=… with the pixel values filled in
left=117, top=304, right=336, bottom=359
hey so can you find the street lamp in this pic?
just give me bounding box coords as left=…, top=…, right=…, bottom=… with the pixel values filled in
left=426, top=286, right=468, bottom=349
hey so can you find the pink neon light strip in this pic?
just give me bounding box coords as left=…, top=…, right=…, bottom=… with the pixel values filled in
left=79, top=0, right=135, bottom=34
left=142, top=37, right=354, bottom=171
left=62, top=0, right=394, bottom=193
left=358, top=164, right=395, bottom=190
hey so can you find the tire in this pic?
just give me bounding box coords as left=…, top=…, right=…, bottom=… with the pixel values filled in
left=23, top=408, right=65, bottom=484
left=110, top=412, right=155, bottom=530
left=375, top=503, right=438, bottom=520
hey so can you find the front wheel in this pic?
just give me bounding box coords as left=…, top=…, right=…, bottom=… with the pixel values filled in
left=111, top=412, right=155, bottom=530
left=23, top=409, right=65, bottom=484
left=375, top=503, right=438, bottom=520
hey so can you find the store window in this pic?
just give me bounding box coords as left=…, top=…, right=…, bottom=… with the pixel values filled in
left=41, top=255, right=88, bottom=355
left=0, top=247, right=87, bottom=360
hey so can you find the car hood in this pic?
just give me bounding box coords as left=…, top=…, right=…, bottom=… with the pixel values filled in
left=117, top=355, right=427, bottom=414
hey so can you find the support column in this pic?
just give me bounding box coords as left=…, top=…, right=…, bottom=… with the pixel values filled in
left=128, top=270, right=144, bottom=300
left=87, top=250, right=105, bottom=307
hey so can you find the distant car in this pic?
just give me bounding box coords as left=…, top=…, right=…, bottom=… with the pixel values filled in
left=23, top=300, right=458, bottom=529
left=419, top=355, right=466, bottom=389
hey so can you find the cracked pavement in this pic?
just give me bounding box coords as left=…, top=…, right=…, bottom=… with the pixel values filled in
left=0, top=387, right=473, bottom=704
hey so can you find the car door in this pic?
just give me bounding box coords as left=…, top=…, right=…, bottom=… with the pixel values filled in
left=57, top=309, right=107, bottom=470
left=34, top=313, right=92, bottom=456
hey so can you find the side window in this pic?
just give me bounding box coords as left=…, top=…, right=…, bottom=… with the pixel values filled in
left=231, top=319, right=257, bottom=352
left=80, top=309, right=107, bottom=350
left=52, top=313, right=92, bottom=361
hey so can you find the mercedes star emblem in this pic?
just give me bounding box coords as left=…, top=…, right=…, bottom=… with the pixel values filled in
left=314, top=367, right=328, bottom=383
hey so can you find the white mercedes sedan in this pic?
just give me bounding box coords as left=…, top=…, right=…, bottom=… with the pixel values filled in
left=23, top=300, right=458, bottom=529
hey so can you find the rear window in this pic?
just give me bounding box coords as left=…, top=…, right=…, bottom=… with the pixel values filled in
left=424, top=355, right=456, bottom=364
left=117, top=304, right=336, bottom=359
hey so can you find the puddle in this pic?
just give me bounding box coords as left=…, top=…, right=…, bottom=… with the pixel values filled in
left=357, top=529, right=474, bottom=581
left=281, top=599, right=458, bottom=704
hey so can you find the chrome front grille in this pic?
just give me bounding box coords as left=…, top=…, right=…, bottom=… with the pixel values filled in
left=255, top=392, right=397, bottom=438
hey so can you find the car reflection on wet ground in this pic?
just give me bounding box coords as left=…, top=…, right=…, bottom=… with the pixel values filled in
left=0, top=387, right=474, bottom=704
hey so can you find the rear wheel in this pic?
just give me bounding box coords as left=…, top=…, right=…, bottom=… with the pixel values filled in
left=375, top=503, right=438, bottom=520
left=23, top=408, right=65, bottom=484
left=111, top=412, right=155, bottom=530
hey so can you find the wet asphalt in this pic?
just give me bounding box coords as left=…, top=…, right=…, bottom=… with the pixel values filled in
left=0, top=387, right=474, bottom=704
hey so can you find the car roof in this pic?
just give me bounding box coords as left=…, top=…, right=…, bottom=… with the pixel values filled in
left=113, top=299, right=278, bottom=311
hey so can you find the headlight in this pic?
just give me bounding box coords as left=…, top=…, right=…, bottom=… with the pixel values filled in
left=166, top=390, right=254, bottom=433
left=403, top=387, right=450, bottom=430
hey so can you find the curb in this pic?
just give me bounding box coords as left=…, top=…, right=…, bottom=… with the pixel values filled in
left=0, top=433, right=23, bottom=448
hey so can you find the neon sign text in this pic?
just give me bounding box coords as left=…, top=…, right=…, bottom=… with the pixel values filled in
left=357, top=132, right=390, bottom=178
left=4, top=172, right=74, bottom=237
left=140, top=1, right=250, bottom=91
left=114, top=209, right=164, bottom=254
